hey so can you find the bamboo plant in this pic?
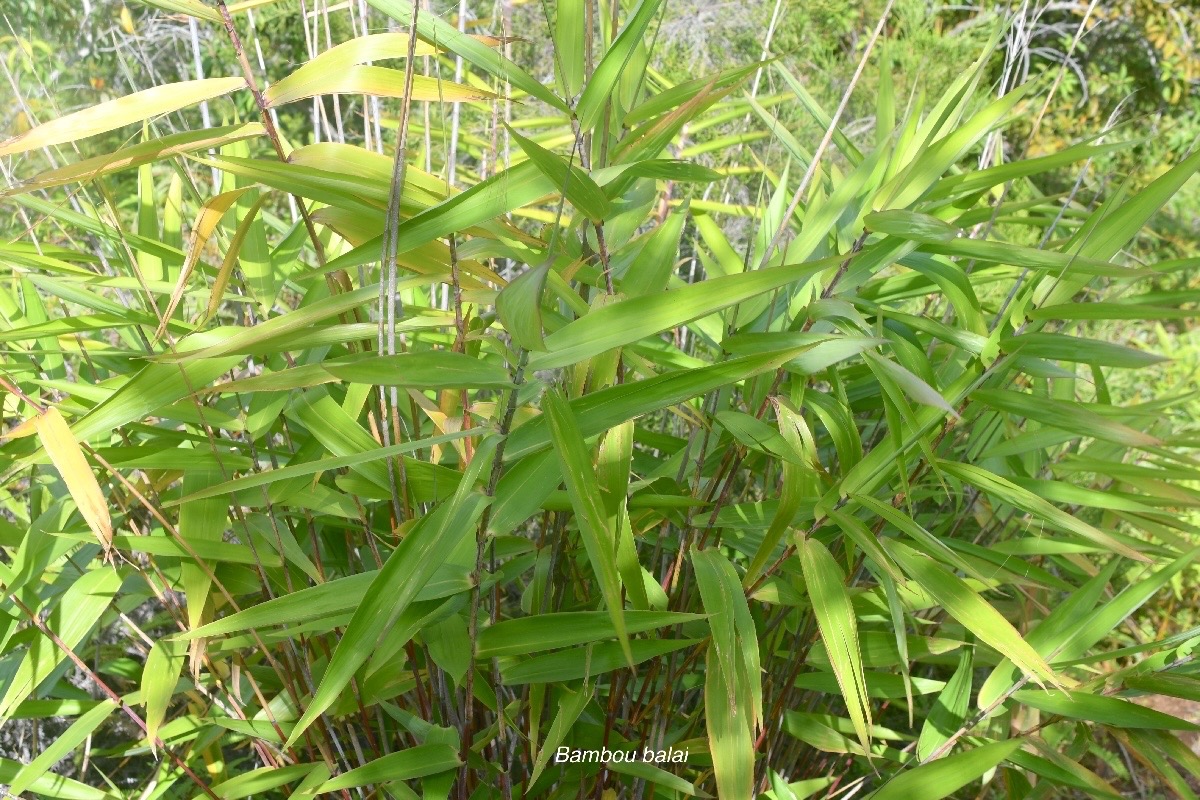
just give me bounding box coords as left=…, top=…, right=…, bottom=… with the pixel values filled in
left=1, top=1, right=1200, bottom=799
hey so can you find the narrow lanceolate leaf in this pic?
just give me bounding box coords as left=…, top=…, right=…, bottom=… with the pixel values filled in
left=0, top=568, right=123, bottom=722
left=4, top=123, right=265, bottom=196
left=142, top=637, right=186, bottom=747
left=36, top=407, right=112, bottom=553
left=864, top=352, right=959, bottom=418
left=869, top=739, right=1025, bottom=800
left=885, top=540, right=1061, bottom=688
left=496, top=261, right=552, bottom=351
left=917, top=647, right=972, bottom=761
left=937, top=460, right=1150, bottom=562
left=265, top=67, right=493, bottom=107
left=704, top=644, right=754, bottom=800
left=365, top=0, right=568, bottom=111
left=576, top=0, right=665, bottom=131
left=529, top=684, right=592, bottom=786
left=542, top=389, right=631, bottom=666
left=285, top=489, right=490, bottom=746
left=157, top=186, right=255, bottom=339
left=0, top=77, right=246, bottom=156
left=208, top=764, right=323, bottom=799
left=971, top=389, right=1161, bottom=448
left=509, top=127, right=610, bottom=221
left=1000, top=333, right=1166, bottom=369
left=500, top=639, right=697, bottom=684
left=7, top=699, right=118, bottom=797
left=323, top=351, right=512, bottom=389
left=1012, top=690, right=1200, bottom=730
left=797, top=535, right=873, bottom=754
left=132, top=0, right=222, bottom=22
left=204, top=193, right=267, bottom=323
left=315, top=745, right=461, bottom=792
left=529, top=254, right=840, bottom=370
left=554, top=0, right=585, bottom=96
left=478, top=611, right=701, bottom=658
left=693, top=547, right=762, bottom=798
left=264, top=31, right=499, bottom=106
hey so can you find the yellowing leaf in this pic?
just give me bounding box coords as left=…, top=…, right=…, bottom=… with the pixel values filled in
left=0, top=77, right=246, bottom=157
left=4, top=415, right=40, bottom=439
left=265, top=31, right=501, bottom=108
left=35, top=407, right=113, bottom=553
left=156, top=186, right=254, bottom=340
left=265, top=67, right=494, bottom=107
left=204, top=194, right=267, bottom=324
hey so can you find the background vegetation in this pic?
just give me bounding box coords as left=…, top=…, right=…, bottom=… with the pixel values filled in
left=2, top=0, right=1200, bottom=798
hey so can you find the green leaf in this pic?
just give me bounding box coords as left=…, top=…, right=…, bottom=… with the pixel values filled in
left=576, top=0, right=665, bottom=131
left=316, top=745, right=461, bottom=793
left=917, top=647, right=972, bottom=761
left=1000, top=333, right=1166, bottom=368
left=693, top=548, right=761, bottom=796
left=543, top=389, right=631, bottom=666
left=8, top=699, right=118, bottom=798
left=142, top=637, right=186, bottom=746
left=508, top=349, right=810, bottom=460
left=868, top=739, right=1024, bottom=800
left=500, top=638, right=697, bottom=684
left=797, top=535, right=872, bottom=754
left=1013, top=690, right=1200, bottom=730
left=323, top=351, right=513, bottom=389
left=528, top=254, right=839, bottom=370
left=704, top=643, right=754, bottom=800
left=509, top=127, right=609, bottom=221
left=0, top=567, right=123, bottom=722
left=554, top=0, right=585, bottom=96
left=479, top=611, right=700, bottom=658
left=366, top=0, right=568, bottom=111
left=285, top=486, right=490, bottom=746
left=937, top=460, right=1150, bottom=562
left=496, top=261, right=552, bottom=351
left=621, top=208, right=687, bottom=297
left=528, top=684, right=592, bottom=785
left=210, top=764, right=321, bottom=799
left=884, top=539, right=1060, bottom=688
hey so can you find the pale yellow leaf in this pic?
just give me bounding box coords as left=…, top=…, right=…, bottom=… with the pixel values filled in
left=4, top=416, right=40, bottom=440
left=265, top=67, right=494, bottom=108
left=264, top=31, right=503, bottom=109
left=0, top=77, right=246, bottom=157
left=156, top=187, right=254, bottom=340
left=35, top=407, right=113, bottom=552
left=203, top=194, right=266, bottom=324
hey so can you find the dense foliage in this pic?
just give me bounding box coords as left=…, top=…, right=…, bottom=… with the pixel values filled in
left=2, top=1, right=1200, bottom=799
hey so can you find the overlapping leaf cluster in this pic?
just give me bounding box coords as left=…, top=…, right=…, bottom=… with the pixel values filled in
left=1, top=2, right=1199, bottom=799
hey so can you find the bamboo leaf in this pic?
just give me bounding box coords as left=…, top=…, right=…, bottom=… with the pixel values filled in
left=797, top=535, right=873, bottom=754
left=868, top=739, right=1024, bottom=800
left=0, top=78, right=246, bottom=156
left=316, top=745, right=461, bottom=792
left=323, top=351, right=513, bottom=389
left=543, top=389, right=632, bottom=666
left=529, top=255, right=839, bottom=370
left=1013, top=689, right=1200, bottom=730
left=142, top=637, right=186, bottom=747
left=576, top=0, right=665, bottom=132
left=285, top=484, right=490, bottom=746
left=885, top=540, right=1062, bottom=687
left=509, top=127, right=609, bottom=221
left=36, top=407, right=112, bottom=553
